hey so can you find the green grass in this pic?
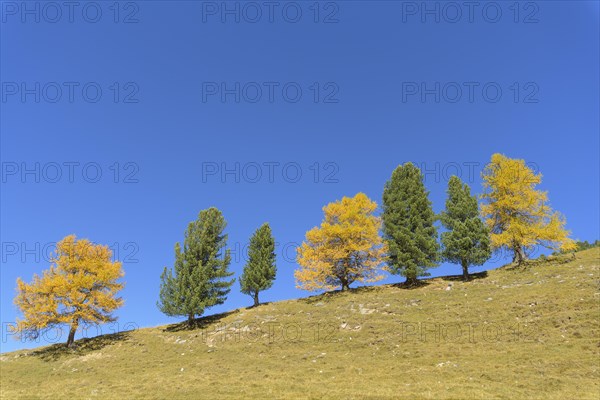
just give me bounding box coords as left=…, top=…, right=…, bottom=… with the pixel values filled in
left=2, top=248, right=599, bottom=399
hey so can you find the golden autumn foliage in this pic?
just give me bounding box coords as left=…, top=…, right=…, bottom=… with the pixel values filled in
left=295, top=193, right=388, bottom=291
left=13, top=235, right=124, bottom=347
left=480, top=154, right=576, bottom=263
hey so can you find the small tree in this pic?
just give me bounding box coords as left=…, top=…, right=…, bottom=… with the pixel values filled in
left=295, top=193, right=387, bottom=291
left=239, top=223, right=277, bottom=307
left=481, top=154, right=576, bottom=263
left=158, top=207, right=235, bottom=325
left=14, top=235, right=124, bottom=347
left=382, top=163, right=439, bottom=285
left=440, top=176, right=491, bottom=280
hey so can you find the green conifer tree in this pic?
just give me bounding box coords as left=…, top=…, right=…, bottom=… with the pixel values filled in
left=239, top=223, right=277, bottom=306
left=382, top=163, right=439, bottom=285
left=440, top=176, right=491, bottom=281
left=158, top=207, right=234, bottom=325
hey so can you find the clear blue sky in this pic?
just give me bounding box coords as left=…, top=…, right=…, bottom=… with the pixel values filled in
left=1, top=1, right=598, bottom=352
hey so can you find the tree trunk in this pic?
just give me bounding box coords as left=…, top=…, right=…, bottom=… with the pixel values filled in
left=406, top=276, right=418, bottom=286
left=253, top=292, right=259, bottom=307
left=514, top=246, right=526, bottom=264
left=66, top=319, right=78, bottom=347
left=461, top=261, right=469, bottom=281
left=340, top=278, right=349, bottom=291
left=188, top=313, right=195, bottom=327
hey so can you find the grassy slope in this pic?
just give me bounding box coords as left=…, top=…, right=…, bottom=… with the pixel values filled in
left=1, top=248, right=599, bottom=400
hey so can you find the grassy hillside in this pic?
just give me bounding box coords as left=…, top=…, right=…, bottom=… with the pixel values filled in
left=1, top=248, right=599, bottom=399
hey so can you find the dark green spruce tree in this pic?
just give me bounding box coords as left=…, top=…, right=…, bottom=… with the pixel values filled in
left=382, top=163, right=439, bottom=285
left=239, top=223, right=277, bottom=307
left=158, top=207, right=235, bottom=326
left=440, top=176, right=491, bottom=281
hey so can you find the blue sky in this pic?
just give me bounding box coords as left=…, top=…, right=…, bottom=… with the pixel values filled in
left=1, top=1, right=598, bottom=352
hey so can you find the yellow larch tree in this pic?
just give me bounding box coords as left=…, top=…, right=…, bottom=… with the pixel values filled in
left=13, top=235, right=125, bottom=347
left=295, top=193, right=388, bottom=291
left=480, top=154, right=576, bottom=263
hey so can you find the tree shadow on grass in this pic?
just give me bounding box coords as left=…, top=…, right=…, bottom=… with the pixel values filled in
left=31, top=331, right=131, bottom=362
left=440, top=271, right=489, bottom=282
left=390, top=280, right=431, bottom=290
left=300, top=285, right=381, bottom=305
left=243, top=301, right=273, bottom=310
left=163, top=309, right=240, bottom=333
left=500, top=253, right=575, bottom=271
